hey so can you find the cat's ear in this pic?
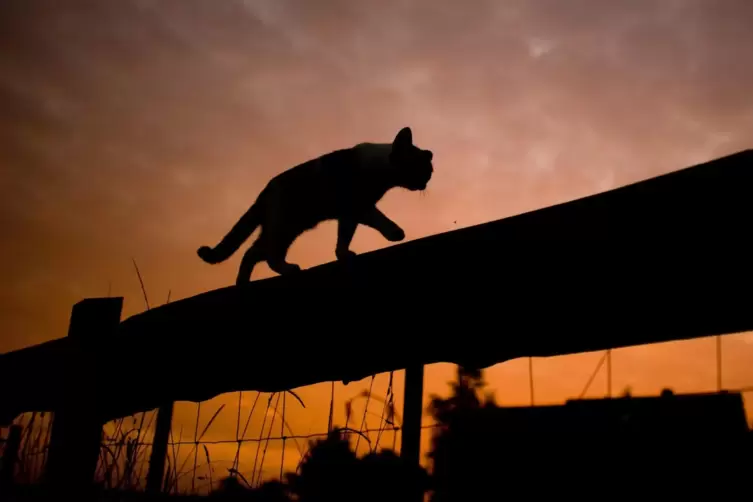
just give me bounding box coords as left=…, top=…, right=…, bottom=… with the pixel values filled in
left=393, top=127, right=413, bottom=148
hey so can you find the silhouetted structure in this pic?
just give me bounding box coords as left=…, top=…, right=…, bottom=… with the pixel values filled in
left=428, top=368, right=752, bottom=501
left=2, top=149, right=752, bottom=426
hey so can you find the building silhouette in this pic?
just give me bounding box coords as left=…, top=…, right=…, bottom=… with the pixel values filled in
left=429, top=389, right=751, bottom=501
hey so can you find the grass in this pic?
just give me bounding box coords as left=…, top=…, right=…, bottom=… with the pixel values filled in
left=0, top=260, right=403, bottom=496
left=1, top=378, right=402, bottom=495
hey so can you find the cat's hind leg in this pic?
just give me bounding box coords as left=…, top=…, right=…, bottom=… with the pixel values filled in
left=266, top=232, right=301, bottom=276
left=236, top=240, right=265, bottom=285
left=335, top=217, right=358, bottom=261
left=267, top=255, right=301, bottom=276
left=268, top=259, right=301, bottom=276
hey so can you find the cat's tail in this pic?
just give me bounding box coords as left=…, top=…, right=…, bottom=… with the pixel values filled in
left=197, top=203, right=262, bottom=264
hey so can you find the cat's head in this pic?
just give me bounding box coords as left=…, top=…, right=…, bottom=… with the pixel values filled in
left=389, top=127, right=433, bottom=191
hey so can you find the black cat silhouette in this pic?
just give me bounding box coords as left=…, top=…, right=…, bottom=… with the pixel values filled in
left=197, top=127, right=434, bottom=284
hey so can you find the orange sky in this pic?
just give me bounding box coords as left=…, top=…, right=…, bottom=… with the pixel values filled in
left=2, top=0, right=753, bottom=485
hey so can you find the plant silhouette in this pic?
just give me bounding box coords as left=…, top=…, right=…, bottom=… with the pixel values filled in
left=285, top=429, right=359, bottom=502
left=427, top=366, right=496, bottom=502
left=282, top=427, right=428, bottom=502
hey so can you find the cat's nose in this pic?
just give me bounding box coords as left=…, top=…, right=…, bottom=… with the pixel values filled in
left=427, top=151, right=433, bottom=161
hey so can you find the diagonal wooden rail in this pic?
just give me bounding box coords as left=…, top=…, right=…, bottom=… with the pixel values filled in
left=1, top=149, right=753, bottom=428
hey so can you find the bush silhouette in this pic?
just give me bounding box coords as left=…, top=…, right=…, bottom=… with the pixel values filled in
left=284, top=427, right=428, bottom=502
left=285, top=429, right=359, bottom=502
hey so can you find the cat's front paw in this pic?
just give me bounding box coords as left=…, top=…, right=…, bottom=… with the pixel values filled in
left=280, top=263, right=302, bottom=275
left=336, top=249, right=357, bottom=261
left=384, top=226, right=405, bottom=242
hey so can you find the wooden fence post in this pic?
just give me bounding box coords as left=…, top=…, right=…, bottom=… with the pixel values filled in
left=1, top=425, right=22, bottom=489
left=146, top=402, right=174, bottom=494
left=44, top=297, right=123, bottom=494
left=401, top=364, right=425, bottom=500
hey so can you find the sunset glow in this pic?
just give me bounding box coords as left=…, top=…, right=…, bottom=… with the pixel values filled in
left=2, top=0, right=753, bottom=484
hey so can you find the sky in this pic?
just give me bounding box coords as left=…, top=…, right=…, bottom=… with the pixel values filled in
left=2, top=0, right=753, bottom=485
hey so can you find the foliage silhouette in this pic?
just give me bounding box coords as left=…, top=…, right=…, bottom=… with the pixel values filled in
left=427, top=366, right=496, bottom=502
left=285, top=427, right=428, bottom=502
left=211, top=476, right=290, bottom=502
left=206, top=427, right=430, bottom=502
left=357, top=448, right=429, bottom=502
left=285, top=429, right=359, bottom=502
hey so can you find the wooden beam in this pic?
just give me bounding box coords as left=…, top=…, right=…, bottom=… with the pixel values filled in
left=1, top=150, right=752, bottom=425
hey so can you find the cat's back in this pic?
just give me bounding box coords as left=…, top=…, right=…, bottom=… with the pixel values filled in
left=266, top=143, right=386, bottom=189
left=255, top=142, right=395, bottom=226
left=257, top=147, right=357, bottom=212
left=351, top=142, right=392, bottom=170
left=261, top=143, right=393, bottom=205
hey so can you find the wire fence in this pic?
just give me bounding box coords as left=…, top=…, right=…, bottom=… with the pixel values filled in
left=3, top=355, right=753, bottom=496
left=0, top=369, right=437, bottom=494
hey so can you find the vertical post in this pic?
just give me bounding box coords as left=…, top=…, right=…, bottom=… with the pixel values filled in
left=528, top=357, right=535, bottom=406
left=401, top=365, right=424, bottom=502
left=606, top=349, right=612, bottom=398
left=44, top=297, right=123, bottom=495
left=716, top=335, right=722, bottom=392
left=1, top=425, right=22, bottom=489
left=146, top=402, right=174, bottom=493
left=401, top=365, right=424, bottom=465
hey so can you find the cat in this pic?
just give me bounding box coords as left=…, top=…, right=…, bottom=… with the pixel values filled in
left=197, top=126, right=434, bottom=285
